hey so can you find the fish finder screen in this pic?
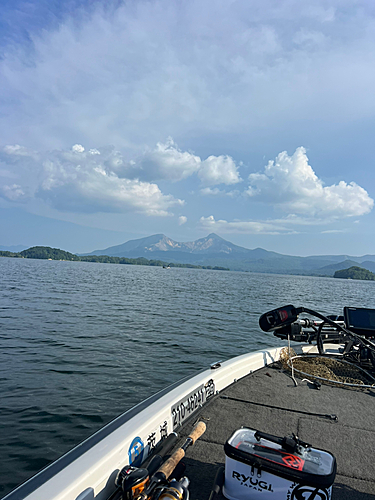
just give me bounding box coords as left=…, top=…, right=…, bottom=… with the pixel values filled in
left=344, top=307, right=375, bottom=335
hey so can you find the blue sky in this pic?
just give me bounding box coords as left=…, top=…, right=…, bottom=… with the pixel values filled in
left=1, top=0, right=375, bottom=256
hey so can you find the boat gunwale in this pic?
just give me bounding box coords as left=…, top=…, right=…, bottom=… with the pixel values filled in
left=3, top=346, right=288, bottom=500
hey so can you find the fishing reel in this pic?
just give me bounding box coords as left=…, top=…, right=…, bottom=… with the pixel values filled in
left=115, top=422, right=205, bottom=500
left=116, top=464, right=152, bottom=500
left=117, top=459, right=187, bottom=500
left=153, top=477, right=190, bottom=500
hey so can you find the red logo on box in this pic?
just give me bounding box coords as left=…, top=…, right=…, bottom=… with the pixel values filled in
left=281, top=454, right=304, bottom=470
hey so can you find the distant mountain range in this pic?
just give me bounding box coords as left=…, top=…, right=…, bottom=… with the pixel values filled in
left=84, top=233, right=375, bottom=276
left=0, top=244, right=28, bottom=253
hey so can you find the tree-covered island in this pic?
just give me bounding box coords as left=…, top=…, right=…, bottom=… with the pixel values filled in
left=334, top=266, right=375, bottom=280
left=0, top=246, right=229, bottom=271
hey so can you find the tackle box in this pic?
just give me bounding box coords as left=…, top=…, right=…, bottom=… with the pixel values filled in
left=223, top=428, right=336, bottom=500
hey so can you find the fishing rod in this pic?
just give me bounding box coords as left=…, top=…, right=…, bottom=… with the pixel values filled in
left=134, top=421, right=206, bottom=500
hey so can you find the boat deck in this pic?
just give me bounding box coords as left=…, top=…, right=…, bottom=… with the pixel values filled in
left=177, top=362, right=375, bottom=499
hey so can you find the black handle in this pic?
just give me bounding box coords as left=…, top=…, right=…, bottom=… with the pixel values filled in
left=208, top=466, right=224, bottom=500
left=254, top=431, right=298, bottom=453
left=152, top=432, right=178, bottom=458
left=254, top=431, right=283, bottom=446
left=142, top=432, right=178, bottom=472
left=146, top=454, right=164, bottom=475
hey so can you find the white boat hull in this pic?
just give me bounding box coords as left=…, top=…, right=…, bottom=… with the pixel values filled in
left=5, top=346, right=290, bottom=500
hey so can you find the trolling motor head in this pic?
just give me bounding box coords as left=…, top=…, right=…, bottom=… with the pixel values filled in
left=259, top=305, right=300, bottom=333
left=259, top=305, right=311, bottom=341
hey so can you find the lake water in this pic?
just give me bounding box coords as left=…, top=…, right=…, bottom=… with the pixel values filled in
left=1, top=257, right=374, bottom=496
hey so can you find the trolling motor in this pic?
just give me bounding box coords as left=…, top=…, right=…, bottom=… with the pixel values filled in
left=259, top=305, right=375, bottom=369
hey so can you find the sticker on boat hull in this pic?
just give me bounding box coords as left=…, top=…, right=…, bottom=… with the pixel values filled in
left=128, top=436, right=144, bottom=466
left=171, top=379, right=215, bottom=429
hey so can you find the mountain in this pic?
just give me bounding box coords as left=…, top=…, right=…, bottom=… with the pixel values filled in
left=87, top=233, right=255, bottom=257
left=85, top=233, right=285, bottom=266
left=19, top=246, right=80, bottom=261
left=85, top=233, right=375, bottom=275
left=334, top=266, right=375, bottom=280
left=314, top=260, right=375, bottom=276
left=0, top=244, right=28, bottom=252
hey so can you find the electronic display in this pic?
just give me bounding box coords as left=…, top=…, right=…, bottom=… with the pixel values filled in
left=344, top=307, right=375, bottom=337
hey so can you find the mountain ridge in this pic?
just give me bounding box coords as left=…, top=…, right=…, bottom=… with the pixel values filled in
left=84, top=233, right=375, bottom=275
left=85, top=233, right=255, bottom=256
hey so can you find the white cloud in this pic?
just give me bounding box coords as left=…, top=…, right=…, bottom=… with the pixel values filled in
left=3, top=144, right=34, bottom=156
left=199, top=215, right=295, bottom=235
left=321, top=229, right=347, bottom=234
left=198, top=155, right=241, bottom=186
left=247, top=147, right=374, bottom=218
left=72, top=144, right=85, bottom=153
left=139, top=138, right=201, bottom=182
left=0, top=184, right=27, bottom=202
left=200, top=187, right=225, bottom=196
left=0, top=144, right=183, bottom=216
left=2, top=1, right=375, bottom=153
left=1, top=1, right=374, bottom=255
left=0, top=137, right=241, bottom=216
left=200, top=187, right=240, bottom=197
left=137, top=138, right=241, bottom=186
left=199, top=212, right=363, bottom=235
left=178, top=215, right=187, bottom=225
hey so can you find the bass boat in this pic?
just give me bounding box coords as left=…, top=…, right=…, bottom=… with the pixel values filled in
left=3, top=305, right=375, bottom=500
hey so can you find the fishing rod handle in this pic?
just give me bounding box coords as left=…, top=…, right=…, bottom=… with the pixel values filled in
left=158, top=448, right=185, bottom=478
left=188, top=421, right=206, bottom=444
left=157, top=422, right=206, bottom=478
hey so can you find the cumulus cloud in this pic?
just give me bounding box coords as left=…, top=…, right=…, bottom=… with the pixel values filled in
left=72, top=144, right=85, bottom=153
left=138, top=138, right=201, bottom=182
left=198, top=155, right=241, bottom=186
left=247, top=147, right=374, bottom=218
left=138, top=138, right=241, bottom=186
left=0, top=137, right=242, bottom=217
left=0, top=144, right=183, bottom=215
left=198, top=147, right=374, bottom=237
left=178, top=215, right=187, bottom=225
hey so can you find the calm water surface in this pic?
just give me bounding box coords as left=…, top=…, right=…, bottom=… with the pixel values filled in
left=1, top=257, right=374, bottom=496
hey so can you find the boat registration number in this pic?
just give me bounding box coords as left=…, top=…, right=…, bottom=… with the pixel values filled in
left=171, top=385, right=206, bottom=429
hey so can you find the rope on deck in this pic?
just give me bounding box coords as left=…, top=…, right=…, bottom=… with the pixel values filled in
left=280, top=348, right=375, bottom=389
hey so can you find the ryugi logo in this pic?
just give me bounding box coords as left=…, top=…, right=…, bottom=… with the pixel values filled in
left=232, top=471, right=274, bottom=492
left=291, top=485, right=331, bottom=500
